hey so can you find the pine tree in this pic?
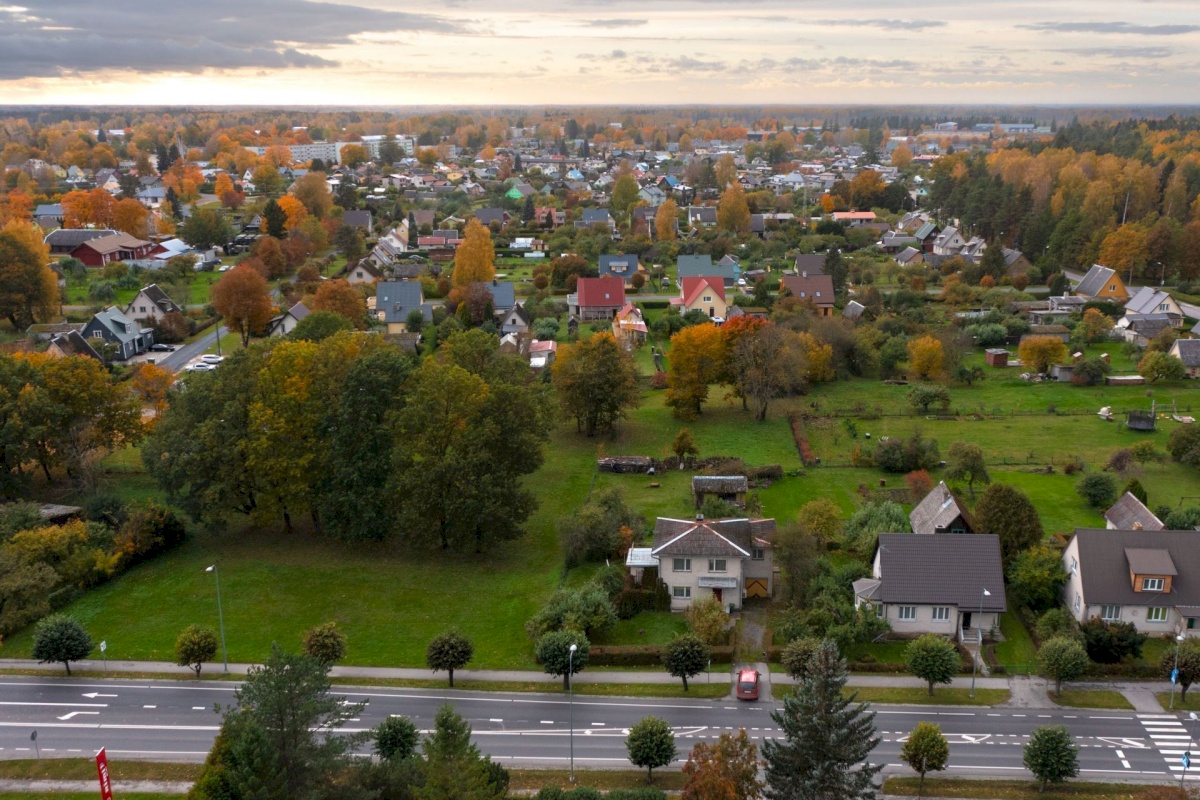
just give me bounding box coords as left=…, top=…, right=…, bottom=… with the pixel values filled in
left=763, top=639, right=881, bottom=800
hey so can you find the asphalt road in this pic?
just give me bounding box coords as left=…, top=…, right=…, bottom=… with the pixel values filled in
left=1, top=678, right=1198, bottom=781
left=157, top=325, right=227, bottom=371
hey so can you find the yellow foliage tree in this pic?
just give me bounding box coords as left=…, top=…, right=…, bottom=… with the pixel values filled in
left=717, top=182, right=751, bottom=235
left=452, top=219, right=496, bottom=288
left=112, top=198, right=149, bottom=238
left=131, top=362, right=173, bottom=424
left=277, top=195, right=308, bottom=232
left=1018, top=335, right=1069, bottom=374
left=1098, top=225, right=1149, bottom=280
left=796, top=332, right=835, bottom=383
left=666, top=324, right=729, bottom=420
left=907, top=335, right=944, bottom=380
left=655, top=198, right=678, bottom=241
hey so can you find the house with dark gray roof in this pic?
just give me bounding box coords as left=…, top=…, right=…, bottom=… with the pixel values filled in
left=376, top=280, right=435, bottom=333
left=126, top=284, right=182, bottom=323
left=1074, top=264, right=1128, bottom=303
left=854, top=533, right=1006, bottom=641
left=1062, top=528, right=1200, bottom=636
left=633, top=515, right=776, bottom=610
left=473, top=208, right=509, bottom=228
left=577, top=208, right=616, bottom=232
left=677, top=254, right=740, bottom=287
left=47, top=330, right=102, bottom=362
left=909, top=482, right=972, bottom=535
left=1104, top=492, right=1164, bottom=531
left=82, top=306, right=153, bottom=360
left=1168, top=339, right=1200, bottom=378
left=45, top=228, right=115, bottom=257
left=266, top=302, right=311, bottom=337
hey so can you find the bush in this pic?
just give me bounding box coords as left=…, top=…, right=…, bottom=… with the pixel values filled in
left=1076, top=473, right=1117, bottom=509
left=526, top=585, right=618, bottom=640
left=112, top=501, right=187, bottom=565
left=302, top=622, right=348, bottom=665
left=1080, top=617, right=1145, bottom=663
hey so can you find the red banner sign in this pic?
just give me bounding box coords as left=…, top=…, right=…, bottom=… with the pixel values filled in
left=96, top=747, right=114, bottom=800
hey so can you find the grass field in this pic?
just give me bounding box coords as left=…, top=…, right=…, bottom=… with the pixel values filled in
left=1156, top=692, right=1200, bottom=711
left=63, top=273, right=218, bottom=308
left=994, top=612, right=1038, bottom=673
left=844, top=687, right=1011, bottom=706
left=1048, top=689, right=1134, bottom=710
left=882, top=777, right=1182, bottom=799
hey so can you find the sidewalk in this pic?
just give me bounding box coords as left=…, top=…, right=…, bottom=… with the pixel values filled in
left=0, top=658, right=1173, bottom=706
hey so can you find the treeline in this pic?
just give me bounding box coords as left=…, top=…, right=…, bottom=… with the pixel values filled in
left=929, top=125, right=1200, bottom=282
left=0, top=351, right=143, bottom=498
left=143, top=330, right=549, bottom=549
left=0, top=498, right=186, bottom=636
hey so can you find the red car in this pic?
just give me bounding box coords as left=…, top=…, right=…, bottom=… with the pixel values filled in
left=736, top=669, right=760, bottom=701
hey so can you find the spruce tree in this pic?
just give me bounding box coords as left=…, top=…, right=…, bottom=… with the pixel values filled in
left=763, top=639, right=881, bottom=800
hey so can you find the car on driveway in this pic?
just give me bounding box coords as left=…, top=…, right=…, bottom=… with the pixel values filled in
left=184, top=363, right=216, bottom=372
left=199, top=355, right=225, bottom=364
left=150, top=343, right=176, bottom=352
left=736, top=669, right=759, bottom=701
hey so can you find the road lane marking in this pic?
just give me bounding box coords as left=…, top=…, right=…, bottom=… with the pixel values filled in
left=192, top=707, right=206, bottom=710
left=143, top=705, right=156, bottom=709
left=82, top=692, right=118, bottom=698
left=0, top=701, right=107, bottom=708
left=56, top=711, right=101, bottom=720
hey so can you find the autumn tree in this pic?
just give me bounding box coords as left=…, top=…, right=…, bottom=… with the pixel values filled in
left=1018, top=335, right=1068, bottom=374
left=452, top=219, right=496, bottom=288
left=610, top=174, right=640, bottom=224
left=1098, top=224, right=1149, bottom=280
left=292, top=171, right=332, bottom=218
left=310, top=278, right=366, bottom=328
left=277, top=195, right=309, bottom=232
left=944, top=441, right=989, bottom=498
left=212, top=265, right=276, bottom=347
left=0, top=226, right=59, bottom=329
left=724, top=320, right=807, bottom=420
left=1078, top=308, right=1114, bottom=343
left=666, top=324, right=729, bottom=420
left=682, top=730, right=763, bottom=800
left=906, top=335, right=944, bottom=380
left=339, top=144, right=369, bottom=168
left=655, top=198, right=679, bottom=241
left=717, top=182, right=751, bottom=235
left=552, top=333, right=641, bottom=436
left=214, top=173, right=235, bottom=200
left=132, top=363, right=174, bottom=422
left=112, top=197, right=149, bottom=238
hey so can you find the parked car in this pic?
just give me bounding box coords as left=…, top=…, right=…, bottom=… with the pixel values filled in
left=199, top=355, right=225, bottom=364
left=735, top=669, right=759, bottom=701
left=150, top=343, right=176, bottom=352
left=184, top=363, right=215, bottom=372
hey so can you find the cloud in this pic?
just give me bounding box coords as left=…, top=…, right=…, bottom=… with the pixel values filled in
left=1019, top=21, right=1200, bottom=36
left=809, top=18, right=946, bottom=31
left=578, top=18, right=648, bottom=27
left=1064, top=46, right=1174, bottom=59
left=0, top=0, right=465, bottom=78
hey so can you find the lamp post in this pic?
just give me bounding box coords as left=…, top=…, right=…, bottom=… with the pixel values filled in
left=568, top=643, right=577, bottom=783
left=1171, top=633, right=1186, bottom=710
left=970, top=588, right=991, bottom=699
left=205, top=565, right=228, bottom=672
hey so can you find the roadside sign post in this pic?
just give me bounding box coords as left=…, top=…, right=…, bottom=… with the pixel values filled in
left=30, top=731, right=38, bottom=760
left=1182, top=752, right=1190, bottom=790
left=100, top=640, right=107, bottom=676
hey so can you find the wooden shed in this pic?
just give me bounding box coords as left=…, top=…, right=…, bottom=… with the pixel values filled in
left=984, top=348, right=1009, bottom=367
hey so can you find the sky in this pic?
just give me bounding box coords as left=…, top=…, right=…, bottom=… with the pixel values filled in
left=0, top=0, right=1198, bottom=106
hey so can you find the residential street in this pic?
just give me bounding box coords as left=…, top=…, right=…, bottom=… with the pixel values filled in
left=156, top=325, right=227, bottom=371
left=0, top=676, right=1196, bottom=783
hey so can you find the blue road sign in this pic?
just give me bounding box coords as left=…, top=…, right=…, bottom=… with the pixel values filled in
left=1172, top=669, right=1180, bottom=685
left=1183, top=752, right=1191, bottom=770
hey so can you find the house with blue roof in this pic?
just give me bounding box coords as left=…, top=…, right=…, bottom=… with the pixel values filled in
left=376, top=281, right=436, bottom=333
left=82, top=306, right=153, bottom=360
left=677, top=255, right=741, bottom=288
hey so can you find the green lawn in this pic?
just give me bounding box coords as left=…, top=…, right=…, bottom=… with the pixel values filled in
left=1049, top=689, right=1134, bottom=710
left=883, top=777, right=1181, bottom=800
left=64, top=274, right=218, bottom=308
left=845, top=687, right=1010, bottom=706
left=994, top=612, right=1037, bottom=673
left=596, top=611, right=688, bottom=646
left=846, top=641, right=910, bottom=664
left=1155, top=692, right=1200, bottom=711
left=1, top=433, right=597, bottom=669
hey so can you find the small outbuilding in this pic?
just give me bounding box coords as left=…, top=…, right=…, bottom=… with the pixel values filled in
left=984, top=348, right=1009, bottom=367
left=692, top=475, right=748, bottom=509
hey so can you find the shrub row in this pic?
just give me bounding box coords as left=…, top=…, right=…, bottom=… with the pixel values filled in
left=588, top=644, right=734, bottom=667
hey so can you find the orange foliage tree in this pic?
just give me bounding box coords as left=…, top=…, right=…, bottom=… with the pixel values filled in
left=310, top=279, right=366, bottom=328
left=1018, top=335, right=1068, bottom=374
left=666, top=323, right=728, bottom=420
left=131, top=363, right=173, bottom=424
left=681, top=731, right=763, bottom=800
left=277, top=195, right=308, bottom=232
left=112, top=198, right=150, bottom=238
left=211, top=265, right=276, bottom=347
left=907, top=335, right=945, bottom=380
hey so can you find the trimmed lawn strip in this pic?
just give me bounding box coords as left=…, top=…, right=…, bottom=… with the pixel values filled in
left=994, top=612, right=1037, bottom=674
left=0, top=759, right=201, bottom=782
left=1155, top=692, right=1200, bottom=711
left=847, top=687, right=1010, bottom=706
left=1048, top=689, right=1134, bottom=710
left=882, top=777, right=1176, bottom=799
left=326, top=677, right=730, bottom=699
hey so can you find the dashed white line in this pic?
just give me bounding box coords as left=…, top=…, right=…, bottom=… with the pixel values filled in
left=143, top=705, right=156, bottom=709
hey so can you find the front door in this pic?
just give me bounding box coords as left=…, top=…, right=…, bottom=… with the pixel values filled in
left=713, top=588, right=723, bottom=604
left=962, top=612, right=972, bottom=630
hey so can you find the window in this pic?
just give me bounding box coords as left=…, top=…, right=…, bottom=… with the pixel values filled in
left=875, top=604, right=885, bottom=618
left=898, top=606, right=917, bottom=621
left=1073, top=593, right=1081, bottom=613
left=672, top=558, right=691, bottom=573
left=932, top=607, right=951, bottom=622
left=1148, top=606, right=1168, bottom=623
left=708, top=559, right=727, bottom=573
left=1100, top=605, right=1121, bottom=621
left=1188, top=617, right=1196, bottom=630
left=703, top=295, right=712, bottom=302
left=1142, top=577, right=1164, bottom=592
left=751, top=547, right=765, bottom=561
left=672, top=586, right=691, bottom=599
left=1069, top=557, right=1078, bottom=575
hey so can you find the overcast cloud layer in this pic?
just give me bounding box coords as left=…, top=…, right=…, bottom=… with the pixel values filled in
left=0, top=0, right=1197, bottom=104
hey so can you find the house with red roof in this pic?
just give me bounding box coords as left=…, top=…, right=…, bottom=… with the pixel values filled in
left=568, top=276, right=626, bottom=321
left=672, top=276, right=727, bottom=320
left=612, top=302, right=648, bottom=348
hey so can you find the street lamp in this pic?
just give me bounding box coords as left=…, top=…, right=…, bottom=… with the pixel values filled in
left=1171, top=633, right=1187, bottom=710
left=969, top=588, right=991, bottom=699
left=568, top=643, right=577, bottom=783
left=205, top=565, right=228, bottom=672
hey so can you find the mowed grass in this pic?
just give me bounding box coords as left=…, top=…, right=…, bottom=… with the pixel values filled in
left=596, top=612, right=689, bottom=646
left=882, top=777, right=1182, bottom=799
left=1, top=433, right=598, bottom=670
left=1049, top=689, right=1134, bottom=710
left=994, top=612, right=1037, bottom=673
left=846, top=687, right=1010, bottom=706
